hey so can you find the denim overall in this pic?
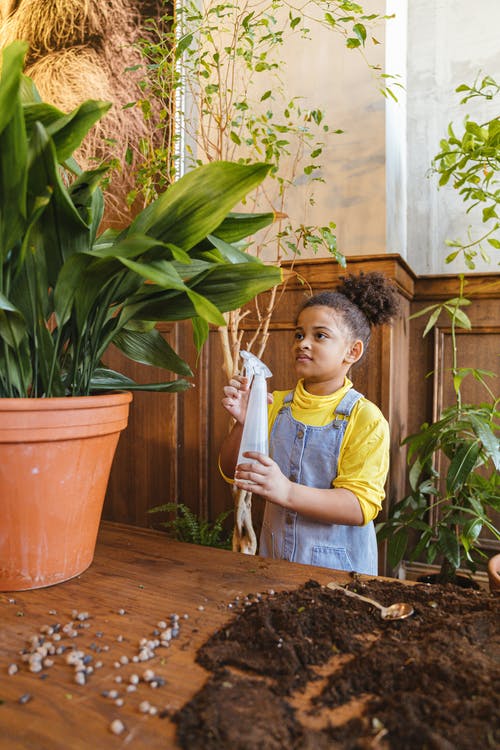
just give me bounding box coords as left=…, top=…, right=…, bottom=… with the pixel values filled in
left=259, top=388, right=378, bottom=575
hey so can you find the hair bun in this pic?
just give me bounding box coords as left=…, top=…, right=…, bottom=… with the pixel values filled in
left=337, top=272, right=400, bottom=327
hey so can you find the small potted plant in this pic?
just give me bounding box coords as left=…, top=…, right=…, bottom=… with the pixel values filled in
left=378, top=75, right=500, bottom=587
left=0, top=41, right=281, bottom=590
left=377, top=279, right=499, bottom=585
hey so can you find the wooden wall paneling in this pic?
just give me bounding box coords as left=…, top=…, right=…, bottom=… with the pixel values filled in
left=103, top=323, right=179, bottom=526
left=176, top=321, right=211, bottom=520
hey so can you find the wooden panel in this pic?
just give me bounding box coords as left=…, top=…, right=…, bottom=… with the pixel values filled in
left=102, top=326, right=179, bottom=527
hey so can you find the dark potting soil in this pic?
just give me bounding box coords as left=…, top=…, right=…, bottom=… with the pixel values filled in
left=174, top=578, right=500, bottom=750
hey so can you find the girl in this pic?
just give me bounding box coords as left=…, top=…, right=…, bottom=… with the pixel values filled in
left=220, top=272, right=400, bottom=575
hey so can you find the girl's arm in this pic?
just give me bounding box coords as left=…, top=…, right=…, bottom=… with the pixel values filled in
left=235, top=451, right=364, bottom=526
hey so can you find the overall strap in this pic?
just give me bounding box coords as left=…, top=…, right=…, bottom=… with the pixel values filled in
left=283, top=391, right=294, bottom=405
left=334, top=388, right=363, bottom=417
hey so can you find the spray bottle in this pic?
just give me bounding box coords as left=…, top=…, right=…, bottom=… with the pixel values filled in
left=236, top=350, right=272, bottom=467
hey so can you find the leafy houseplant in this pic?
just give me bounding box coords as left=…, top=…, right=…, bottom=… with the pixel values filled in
left=377, top=76, right=500, bottom=586
left=377, top=280, right=500, bottom=583
left=0, top=40, right=281, bottom=398
left=148, top=502, right=233, bottom=550
left=0, top=40, right=281, bottom=591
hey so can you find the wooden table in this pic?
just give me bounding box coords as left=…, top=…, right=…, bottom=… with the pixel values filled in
left=0, top=522, right=353, bottom=750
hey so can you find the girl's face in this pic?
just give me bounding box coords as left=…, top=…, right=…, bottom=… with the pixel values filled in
left=293, top=305, right=362, bottom=394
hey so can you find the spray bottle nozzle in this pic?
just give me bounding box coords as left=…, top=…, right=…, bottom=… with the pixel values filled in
left=240, top=350, right=272, bottom=380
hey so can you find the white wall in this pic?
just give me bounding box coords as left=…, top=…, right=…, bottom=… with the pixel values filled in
left=386, top=0, right=500, bottom=275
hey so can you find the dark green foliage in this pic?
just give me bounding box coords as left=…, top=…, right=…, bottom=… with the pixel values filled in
left=149, top=502, right=233, bottom=550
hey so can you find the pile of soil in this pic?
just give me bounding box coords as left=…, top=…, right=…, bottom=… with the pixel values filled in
left=174, top=578, right=499, bottom=749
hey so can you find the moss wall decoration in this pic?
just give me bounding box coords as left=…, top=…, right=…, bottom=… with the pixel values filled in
left=0, top=0, right=169, bottom=224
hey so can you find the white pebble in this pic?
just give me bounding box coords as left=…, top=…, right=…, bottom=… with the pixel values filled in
left=139, top=700, right=150, bottom=713
left=7, top=663, right=18, bottom=676
left=110, top=719, right=125, bottom=735
left=114, top=675, right=123, bottom=684
left=157, top=620, right=167, bottom=629
left=74, top=672, right=86, bottom=685
left=126, top=684, right=137, bottom=693
left=149, top=706, right=158, bottom=716
left=197, top=605, right=205, bottom=611
left=118, top=609, right=126, bottom=616
left=115, top=698, right=124, bottom=707
left=119, top=655, right=129, bottom=665
left=143, top=669, right=155, bottom=682
left=108, top=689, right=119, bottom=699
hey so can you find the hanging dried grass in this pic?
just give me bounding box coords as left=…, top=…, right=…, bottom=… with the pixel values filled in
left=25, top=44, right=158, bottom=224
left=0, top=0, right=136, bottom=60
left=1, top=0, right=165, bottom=224
left=0, top=1, right=19, bottom=23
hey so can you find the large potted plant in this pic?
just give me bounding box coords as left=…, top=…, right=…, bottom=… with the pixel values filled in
left=0, top=41, right=281, bottom=591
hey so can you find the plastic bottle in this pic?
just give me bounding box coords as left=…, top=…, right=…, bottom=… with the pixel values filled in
left=236, top=351, right=272, bottom=467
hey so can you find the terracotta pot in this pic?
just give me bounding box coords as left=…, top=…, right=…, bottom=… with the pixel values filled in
left=487, top=554, right=500, bottom=593
left=0, top=393, right=132, bottom=591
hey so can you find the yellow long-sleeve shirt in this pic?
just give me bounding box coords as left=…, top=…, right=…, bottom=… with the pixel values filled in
left=268, top=378, right=389, bottom=524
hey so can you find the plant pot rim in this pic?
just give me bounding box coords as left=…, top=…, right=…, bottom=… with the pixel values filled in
left=0, top=392, right=133, bottom=411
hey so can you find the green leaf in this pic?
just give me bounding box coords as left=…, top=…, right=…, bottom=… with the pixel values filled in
left=187, top=289, right=226, bottom=326
left=89, top=367, right=192, bottom=393
left=0, top=41, right=27, bottom=134
left=386, top=528, right=409, bottom=568
left=446, top=441, right=482, bottom=494
left=192, top=316, right=209, bottom=351
left=211, top=211, right=274, bottom=244
left=113, top=328, right=193, bottom=376
left=207, top=234, right=259, bottom=264
left=422, top=307, right=442, bottom=337
left=23, top=99, right=111, bottom=163
left=0, top=293, right=26, bottom=347
left=129, top=161, right=272, bottom=250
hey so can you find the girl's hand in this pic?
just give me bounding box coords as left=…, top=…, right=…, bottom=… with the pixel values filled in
left=221, top=376, right=273, bottom=424
left=234, top=451, right=292, bottom=507
left=221, top=375, right=250, bottom=424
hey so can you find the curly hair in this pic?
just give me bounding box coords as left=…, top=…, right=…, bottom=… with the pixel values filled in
left=299, top=272, right=400, bottom=354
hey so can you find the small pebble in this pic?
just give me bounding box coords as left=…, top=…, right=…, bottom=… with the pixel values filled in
left=143, top=669, right=155, bottom=682
left=109, top=719, right=125, bottom=736
left=119, top=655, right=129, bottom=665
left=126, top=684, right=137, bottom=693
left=149, top=706, right=158, bottom=716
left=139, top=700, right=151, bottom=713
left=74, top=672, right=86, bottom=686
left=18, top=693, right=32, bottom=704
left=114, top=676, right=123, bottom=684
left=108, top=689, right=119, bottom=699
left=115, top=698, right=124, bottom=707
left=117, top=635, right=124, bottom=643
left=8, top=663, right=19, bottom=676
left=157, top=620, right=167, bottom=629
left=117, top=609, right=126, bottom=616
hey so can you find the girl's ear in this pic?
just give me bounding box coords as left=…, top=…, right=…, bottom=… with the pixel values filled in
left=345, top=339, right=364, bottom=364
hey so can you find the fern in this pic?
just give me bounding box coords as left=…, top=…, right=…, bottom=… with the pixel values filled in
left=148, top=502, right=233, bottom=550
